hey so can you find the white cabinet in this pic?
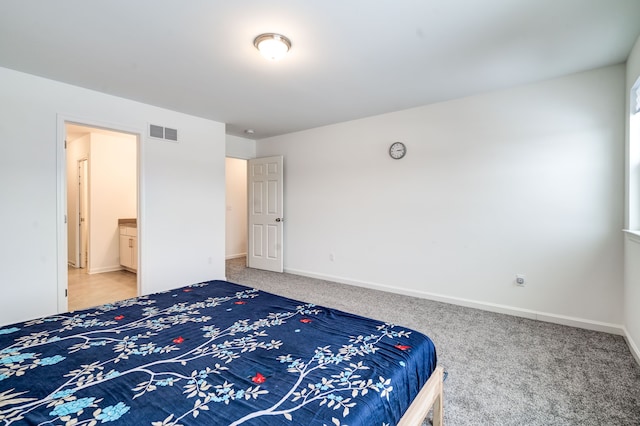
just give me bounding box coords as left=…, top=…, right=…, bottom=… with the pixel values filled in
left=119, top=225, right=137, bottom=273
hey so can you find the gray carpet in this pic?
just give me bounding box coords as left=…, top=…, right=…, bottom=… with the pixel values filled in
left=225, top=258, right=640, bottom=426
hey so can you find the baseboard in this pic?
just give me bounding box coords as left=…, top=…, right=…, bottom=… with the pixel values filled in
left=623, top=327, right=640, bottom=366
left=284, top=267, right=625, bottom=336
left=88, top=265, right=124, bottom=274
left=226, top=253, right=247, bottom=260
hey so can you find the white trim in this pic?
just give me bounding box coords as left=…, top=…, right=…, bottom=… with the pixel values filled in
left=56, top=116, right=68, bottom=314
left=226, top=153, right=256, bottom=160
left=623, top=229, right=640, bottom=244
left=75, top=156, right=89, bottom=268
left=56, top=114, right=145, bottom=313
left=623, top=326, right=640, bottom=366
left=284, top=267, right=625, bottom=336
left=137, top=129, right=145, bottom=297
left=632, top=77, right=640, bottom=114
left=88, top=266, right=125, bottom=274
left=226, top=253, right=247, bottom=260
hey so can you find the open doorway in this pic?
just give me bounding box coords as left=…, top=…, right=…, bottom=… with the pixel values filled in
left=225, top=157, right=248, bottom=264
left=66, top=123, right=139, bottom=310
left=225, top=156, right=285, bottom=273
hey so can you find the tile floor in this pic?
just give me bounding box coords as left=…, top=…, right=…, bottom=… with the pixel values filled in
left=67, top=266, right=137, bottom=311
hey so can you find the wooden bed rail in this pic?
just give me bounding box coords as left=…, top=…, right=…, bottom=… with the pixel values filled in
left=397, top=365, right=444, bottom=426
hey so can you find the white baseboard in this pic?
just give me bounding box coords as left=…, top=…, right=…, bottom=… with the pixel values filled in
left=623, top=327, right=640, bottom=366
left=88, top=265, right=124, bottom=274
left=284, top=267, right=625, bottom=336
left=226, top=253, right=247, bottom=260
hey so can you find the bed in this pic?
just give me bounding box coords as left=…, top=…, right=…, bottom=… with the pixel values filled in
left=0, top=280, right=443, bottom=425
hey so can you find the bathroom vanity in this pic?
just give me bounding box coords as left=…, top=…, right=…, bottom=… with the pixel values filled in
left=118, top=218, right=137, bottom=273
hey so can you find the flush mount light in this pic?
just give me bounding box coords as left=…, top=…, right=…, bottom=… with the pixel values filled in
left=254, top=33, right=291, bottom=61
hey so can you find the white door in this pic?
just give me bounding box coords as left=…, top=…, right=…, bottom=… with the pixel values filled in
left=78, top=159, right=89, bottom=269
left=248, top=156, right=284, bottom=272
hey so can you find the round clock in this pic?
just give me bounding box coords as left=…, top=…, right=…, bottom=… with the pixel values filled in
left=389, top=142, right=407, bottom=159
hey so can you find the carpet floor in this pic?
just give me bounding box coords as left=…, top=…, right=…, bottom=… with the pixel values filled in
left=225, top=258, right=640, bottom=426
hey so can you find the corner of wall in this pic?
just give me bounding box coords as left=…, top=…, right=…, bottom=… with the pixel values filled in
left=624, top=327, right=640, bottom=366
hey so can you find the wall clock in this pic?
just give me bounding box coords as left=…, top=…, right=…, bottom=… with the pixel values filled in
left=389, top=141, right=407, bottom=159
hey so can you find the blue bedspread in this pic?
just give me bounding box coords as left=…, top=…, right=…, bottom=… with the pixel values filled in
left=0, top=280, right=437, bottom=425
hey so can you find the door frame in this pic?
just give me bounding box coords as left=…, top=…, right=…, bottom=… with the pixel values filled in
left=77, top=157, right=89, bottom=269
left=56, top=114, right=144, bottom=313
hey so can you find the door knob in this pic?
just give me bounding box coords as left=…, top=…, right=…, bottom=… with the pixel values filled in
left=275, top=218, right=284, bottom=222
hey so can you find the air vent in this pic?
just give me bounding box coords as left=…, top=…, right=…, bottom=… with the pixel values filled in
left=149, top=124, right=164, bottom=139
left=149, top=124, right=179, bottom=142
left=164, top=127, right=178, bottom=141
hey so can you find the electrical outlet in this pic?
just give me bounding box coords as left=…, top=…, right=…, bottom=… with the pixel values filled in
left=329, top=253, right=335, bottom=262
left=515, top=274, right=526, bottom=287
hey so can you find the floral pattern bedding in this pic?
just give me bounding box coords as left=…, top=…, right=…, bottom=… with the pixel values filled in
left=0, top=280, right=437, bottom=425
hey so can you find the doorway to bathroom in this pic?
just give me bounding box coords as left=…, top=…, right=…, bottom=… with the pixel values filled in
left=65, top=123, right=138, bottom=310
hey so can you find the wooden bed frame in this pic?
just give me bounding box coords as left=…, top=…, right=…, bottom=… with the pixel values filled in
left=398, top=365, right=445, bottom=426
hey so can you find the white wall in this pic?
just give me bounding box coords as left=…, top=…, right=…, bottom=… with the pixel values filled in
left=0, top=66, right=226, bottom=326
left=624, top=34, right=640, bottom=363
left=225, top=158, right=248, bottom=260
left=226, top=134, right=256, bottom=159
left=257, top=65, right=625, bottom=331
left=89, top=132, right=137, bottom=273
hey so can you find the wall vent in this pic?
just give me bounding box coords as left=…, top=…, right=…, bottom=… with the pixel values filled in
left=149, top=124, right=179, bottom=142
left=164, top=127, right=178, bottom=141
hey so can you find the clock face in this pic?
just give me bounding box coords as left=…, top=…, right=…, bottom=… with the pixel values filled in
left=389, top=142, right=406, bottom=159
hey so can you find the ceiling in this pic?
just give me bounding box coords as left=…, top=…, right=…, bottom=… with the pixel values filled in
left=1, top=1, right=640, bottom=140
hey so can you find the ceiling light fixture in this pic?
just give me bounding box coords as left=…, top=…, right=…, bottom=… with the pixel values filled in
left=254, top=33, right=291, bottom=61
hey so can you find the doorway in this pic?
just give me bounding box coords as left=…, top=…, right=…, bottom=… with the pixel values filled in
left=225, top=157, right=248, bottom=261
left=224, top=156, right=284, bottom=273
left=65, top=123, right=139, bottom=310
